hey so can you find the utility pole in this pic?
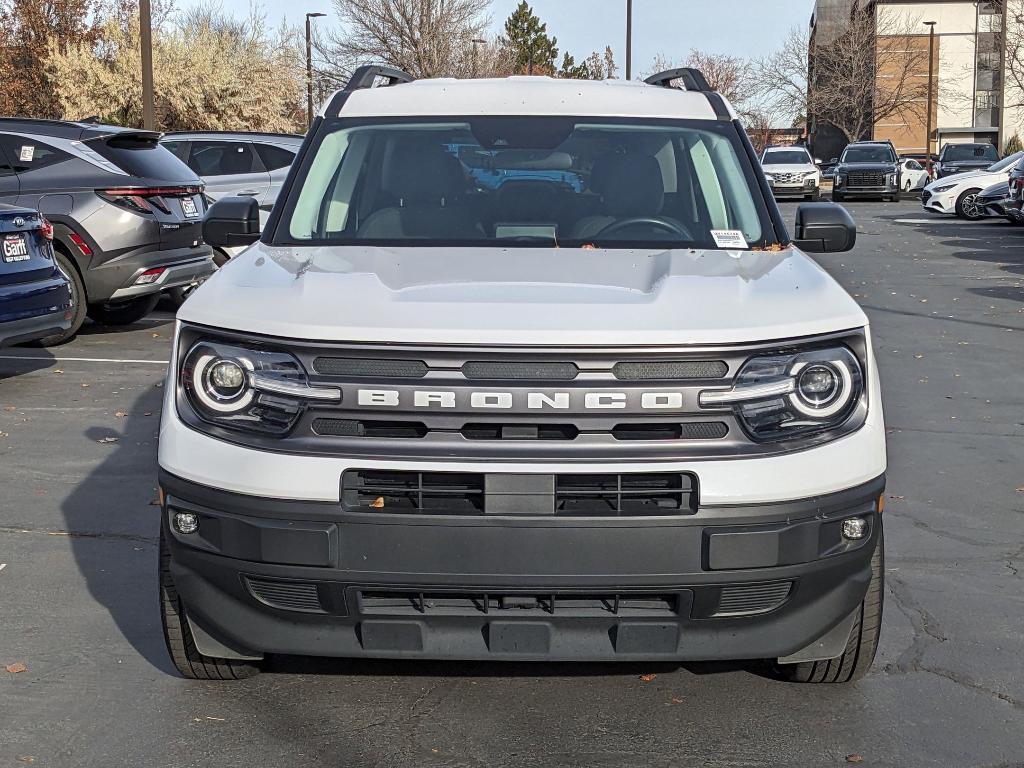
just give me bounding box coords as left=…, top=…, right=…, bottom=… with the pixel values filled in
left=923, top=21, right=937, bottom=175
left=306, top=12, right=326, bottom=127
left=625, top=0, right=633, bottom=80
left=471, top=38, right=486, bottom=77
left=140, top=0, right=154, bottom=130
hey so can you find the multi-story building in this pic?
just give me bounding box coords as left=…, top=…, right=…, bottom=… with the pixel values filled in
left=809, top=0, right=1015, bottom=161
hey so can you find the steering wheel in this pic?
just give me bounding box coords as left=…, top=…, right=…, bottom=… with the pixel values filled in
left=594, top=216, right=691, bottom=239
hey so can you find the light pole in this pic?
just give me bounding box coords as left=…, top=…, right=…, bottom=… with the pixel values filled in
left=306, top=12, right=326, bottom=127
left=625, top=0, right=633, bottom=80
left=471, top=38, right=486, bottom=77
left=140, top=0, right=154, bottom=130
left=923, top=21, right=937, bottom=176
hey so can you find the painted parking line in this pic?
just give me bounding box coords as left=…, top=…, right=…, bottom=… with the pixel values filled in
left=0, top=355, right=169, bottom=365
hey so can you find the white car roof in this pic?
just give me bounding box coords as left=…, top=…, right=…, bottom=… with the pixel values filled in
left=326, top=77, right=734, bottom=121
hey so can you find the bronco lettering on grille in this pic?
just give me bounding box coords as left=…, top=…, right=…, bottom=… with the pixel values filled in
left=356, top=389, right=689, bottom=410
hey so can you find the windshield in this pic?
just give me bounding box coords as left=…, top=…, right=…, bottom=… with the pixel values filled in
left=280, top=117, right=771, bottom=249
left=762, top=150, right=811, bottom=165
left=840, top=145, right=896, bottom=164
left=985, top=151, right=1023, bottom=172
left=944, top=144, right=998, bottom=162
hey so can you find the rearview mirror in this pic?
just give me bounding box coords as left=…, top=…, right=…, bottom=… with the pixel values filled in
left=793, top=202, right=856, bottom=253
left=203, top=196, right=261, bottom=248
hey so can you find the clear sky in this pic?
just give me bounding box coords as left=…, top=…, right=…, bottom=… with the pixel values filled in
left=184, top=0, right=814, bottom=73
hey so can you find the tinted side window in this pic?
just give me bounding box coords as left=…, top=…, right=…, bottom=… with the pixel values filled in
left=255, top=143, right=296, bottom=171
left=92, top=135, right=197, bottom=180
left=188, top=141, right=261, bottom=176
left=0, top=136, right=13, bottom=176
left=162, top=140, right=191, bottom=162
left=0, top=135, right=70, bottom=173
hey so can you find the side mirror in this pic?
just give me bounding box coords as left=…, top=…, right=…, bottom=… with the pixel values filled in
left=814, top=157, right=823, bottom=164
left=793, top=202, right=856, bottom=253
left=829, top=157, right=839, bottom=164
left=203, top=196, right=261, bottom=248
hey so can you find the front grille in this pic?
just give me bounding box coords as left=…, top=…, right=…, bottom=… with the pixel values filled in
left=342, top=470, right=697, bottom=516
left=312, top=418, right=428, bottom=438
left=611, top=422, right=728, bottom=441
left=312, top=357, right=428, bottom=378
left=612, top=360, right=728, bottom=380
left=772, top=172, right=804, bottom=186
left=342, top=470, right=485, bottom=514
left=461, top=423, right=579, bottom=440
left=462, top=361, right=578, bottom=380
left=359, top=590, right=684, bottom=617
left=245, top=577, right=325, bottom=613
left=846, top=170, right=886, bottom=188
left=712, top=581, right=792, bottom=617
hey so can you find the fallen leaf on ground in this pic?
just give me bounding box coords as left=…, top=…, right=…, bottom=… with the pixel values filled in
left=53, top=369, right=63, bottom=375
left=97, top=436, right=119, bottom=444
left=115, top=411, right=127, bottom=419
left=669, top=697, right=683, bottom=704
left=1016, top=486, right=1024, bottom=493
left=846, top=755, right=864, bottom=764
left=639, top=673, right=657, bottom=682
left=3, top=406, right=15, bottom=411
left=6, top=662, right=27, bottom=674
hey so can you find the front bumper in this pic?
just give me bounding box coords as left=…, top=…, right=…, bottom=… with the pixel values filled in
left=921, top=189, right=957, bottom=214
left=161, top=471, right=884, bottom=662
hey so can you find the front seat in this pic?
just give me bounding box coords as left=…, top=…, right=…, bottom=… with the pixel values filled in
left=572, top=154, right=671, bottom=240
left=358, top=143, right=483, bottom=239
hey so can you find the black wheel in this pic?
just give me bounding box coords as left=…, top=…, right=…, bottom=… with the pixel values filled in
left=892, top=191, right=902, bottom=203
left=832, top=191, right=844, bottom=203
left=86, top=294, right=160, bottom=326
left=955, top=188, right=985, bottom=220
left=770, top=523, right=883, bottom=684
left=36, top=249, right=86, bottom=346
left=160, top=527, right=261, bottom=680
left=806, top=190, right=821, bottom=201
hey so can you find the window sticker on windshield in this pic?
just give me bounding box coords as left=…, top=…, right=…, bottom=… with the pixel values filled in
left=711, top=230, right=748, bottom=249
left=19, top=145, right=34, bottom=163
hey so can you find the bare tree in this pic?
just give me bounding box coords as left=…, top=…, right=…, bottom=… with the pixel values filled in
left=758, top=10, right=931, bottom=143
left=321, top=0, right=491, bottom=79
left=998, top=1, right=1024, bottom=119
left=642, top=50, right=754, bottom=113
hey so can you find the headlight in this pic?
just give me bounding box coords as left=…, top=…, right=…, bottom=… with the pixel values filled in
left=699, top=346, right=864, bottom=442
left=887, top=173, right=897, bottom=185
left=179, top=339, right=340, bottom=435
left=763, top=173, right=775, bottom=182
left=834, top=175, right=843, bottom=187
left=933, top=184, right=956, bottom=193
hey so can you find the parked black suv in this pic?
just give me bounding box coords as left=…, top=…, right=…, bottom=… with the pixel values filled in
left=831, top=140, right=901, bottom=202
left=0, top=119, right=215, bottom=342
left=935, top=142, right=999, bottom=179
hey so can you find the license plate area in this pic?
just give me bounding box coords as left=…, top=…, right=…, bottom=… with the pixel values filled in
left=2, top=234, right=29, bottom=262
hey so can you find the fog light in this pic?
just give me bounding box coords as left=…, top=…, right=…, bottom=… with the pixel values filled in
left=134, top=267, right=165, bottom=285
left=174, top=512, right=199, bottom=534
left=842, top=517, right=868, bottom=540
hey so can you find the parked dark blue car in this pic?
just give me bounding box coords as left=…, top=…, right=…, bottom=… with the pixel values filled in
left=0, top=204, right=72, bottom=347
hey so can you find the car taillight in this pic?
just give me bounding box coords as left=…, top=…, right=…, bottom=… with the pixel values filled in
left=69, top=232, right=93, bottom=256
left=39, top=218, right=54, bottom=241
left=98, top=186, right=203, bottom=215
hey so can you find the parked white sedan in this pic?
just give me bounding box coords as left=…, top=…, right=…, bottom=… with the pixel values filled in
left=922, top=151, right=1024, bottom=219
left=899, top=158, right=931, bottom=192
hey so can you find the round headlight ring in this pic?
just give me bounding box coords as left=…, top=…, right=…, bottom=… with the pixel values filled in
left=190, top=353, right=255, bottom=413
left=788, top=358, right=854, bottom=418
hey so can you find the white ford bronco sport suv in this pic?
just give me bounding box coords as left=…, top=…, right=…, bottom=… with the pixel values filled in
left=158, top=66, right=886, bottom=683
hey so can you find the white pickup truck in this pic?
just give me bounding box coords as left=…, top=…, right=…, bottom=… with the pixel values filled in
left=157, top=66, right=886, bottom=684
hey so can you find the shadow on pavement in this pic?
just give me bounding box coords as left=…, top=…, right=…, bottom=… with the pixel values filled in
left=60, top=383, right=176, bottom=675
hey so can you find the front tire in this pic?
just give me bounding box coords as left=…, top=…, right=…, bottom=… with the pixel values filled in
left=955, top=188, right=984, bottom=220
left=770, top=523, right=883, bottom=684
left=36, top=249, right=86, bottom=346
left=86, top=294, right=160, bottom=326
left=832, top=191, right=844, bottom=203
left=160, top=527, right=261, bottom=680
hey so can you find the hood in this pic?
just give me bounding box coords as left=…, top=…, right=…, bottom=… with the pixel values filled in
left=925, top=168, right=1000, bottom=191
left=762, top=162, right=817, bottom=174
left=180, top=245, right=867, bottom=346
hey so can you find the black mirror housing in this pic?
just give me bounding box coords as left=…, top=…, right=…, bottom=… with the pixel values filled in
left=793, top=202, right=857, bottom=253
left=203, top=196, right=261, bottom=248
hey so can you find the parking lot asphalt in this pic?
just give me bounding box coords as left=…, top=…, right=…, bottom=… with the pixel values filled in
left=1, top=199, right=1023, bottom=768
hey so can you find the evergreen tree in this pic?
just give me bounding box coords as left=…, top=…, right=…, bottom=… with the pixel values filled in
left=501, top=1, right=558, bottom=75
left=1004, top=133, right=1023, bottom=156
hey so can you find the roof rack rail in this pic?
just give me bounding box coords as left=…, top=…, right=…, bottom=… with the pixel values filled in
left=323, top=64, right=415, bottom=118
left=644, top=68, right=712, bottom=93
left=343, top=64, right=415, bottom=92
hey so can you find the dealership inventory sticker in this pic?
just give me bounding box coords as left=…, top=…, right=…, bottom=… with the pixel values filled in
left=710, top=230, right=748, bottom=249
left=19, top=146, right=34, bottom=162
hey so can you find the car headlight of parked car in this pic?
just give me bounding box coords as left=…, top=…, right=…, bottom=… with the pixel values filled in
left=699, top=344, right=866, bottom=442
left=834, top=174, right=843, bottom=187
left=932, top=184, right=956, bottom=194
left=178, top=335, right=340, bottom=436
